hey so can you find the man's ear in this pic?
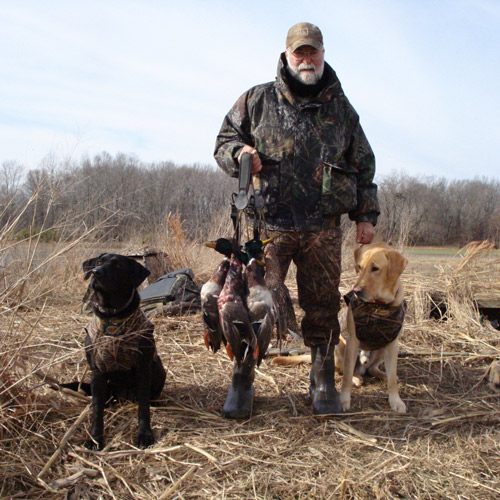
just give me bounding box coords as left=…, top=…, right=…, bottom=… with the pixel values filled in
left=82, top=254, right=105, bottom=280
left=128, top=258, right=151, bottom=288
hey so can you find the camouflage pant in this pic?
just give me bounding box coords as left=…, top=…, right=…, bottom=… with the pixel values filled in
left=266, top=227, right=342, bottom=347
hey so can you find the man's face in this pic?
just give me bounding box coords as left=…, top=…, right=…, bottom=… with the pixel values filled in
left=285, top=45, right=325, bottom=85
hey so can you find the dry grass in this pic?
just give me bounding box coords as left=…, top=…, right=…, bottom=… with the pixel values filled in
left=1, top=224, right=500, bottom=499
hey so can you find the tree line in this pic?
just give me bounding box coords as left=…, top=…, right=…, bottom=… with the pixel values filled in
left=1, top=153, right=499, bottom=246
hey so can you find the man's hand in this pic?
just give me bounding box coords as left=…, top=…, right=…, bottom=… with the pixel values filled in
left=238, top=145, right=262, bottom=174
left=356, top=222, right=375, bottom=244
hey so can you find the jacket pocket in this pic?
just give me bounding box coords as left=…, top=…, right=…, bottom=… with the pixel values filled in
left=320, top=161, right=358, bottom=216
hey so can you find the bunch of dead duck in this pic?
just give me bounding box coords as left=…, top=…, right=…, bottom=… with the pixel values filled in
left=201, top=237, right=291, bottom=419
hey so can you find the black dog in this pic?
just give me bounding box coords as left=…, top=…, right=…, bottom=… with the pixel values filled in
left=81, top=253, right=166, bottom=450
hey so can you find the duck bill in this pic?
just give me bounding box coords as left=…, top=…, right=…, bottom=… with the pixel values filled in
left=204, top=241, right=217, bottom=249
left=261, top=237, right=274, bottom=246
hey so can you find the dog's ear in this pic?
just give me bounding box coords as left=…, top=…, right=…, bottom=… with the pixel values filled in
left=386, top=250, right=408, bottom=283
left=353, top=246, right=363, bottom=273
left=128, top=258, right=151, bottom=288
left=82, top=254, right=105, bottom=280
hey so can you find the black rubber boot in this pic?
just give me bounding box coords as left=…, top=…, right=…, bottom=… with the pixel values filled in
left=222, top=357, right=255, bottom=419
left=310, top=344, right=343, bottom=415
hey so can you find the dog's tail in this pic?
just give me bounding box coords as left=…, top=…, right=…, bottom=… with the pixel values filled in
left=34, top=369, right=92, bottom=397
left=272, top=354, right=311, bottom=366
left=56, top=381, right=92, bottom=396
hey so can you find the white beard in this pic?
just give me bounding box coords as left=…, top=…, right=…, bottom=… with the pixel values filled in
left=287, top=59, right=324, bottom=85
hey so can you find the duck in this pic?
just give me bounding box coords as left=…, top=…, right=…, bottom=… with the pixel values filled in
left=242, top=237, right=268, bottom=262
left=243, top=237, right=300, bottom=341
left=200, top=238, right=235, bottom=353
left=217, top=250, right=257, bottom=364
left=245, top=257, right=275, bottom=366
left=263, top=242, right=300, bottom=341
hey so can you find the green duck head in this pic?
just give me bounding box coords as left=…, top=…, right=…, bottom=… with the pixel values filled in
left=243, top=237, right=273, bottom=262
left=204, top=238, right=234, bottom=259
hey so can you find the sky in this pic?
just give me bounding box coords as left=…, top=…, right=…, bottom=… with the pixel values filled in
left=1, top=0, right=499, bottom=182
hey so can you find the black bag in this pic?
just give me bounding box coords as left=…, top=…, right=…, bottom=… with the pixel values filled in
left=140, top=268, right=200, bottom=312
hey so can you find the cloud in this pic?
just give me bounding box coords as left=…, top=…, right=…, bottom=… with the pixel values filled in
left=0, top=0, right=499, bottom=181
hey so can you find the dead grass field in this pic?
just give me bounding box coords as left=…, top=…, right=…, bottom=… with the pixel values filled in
left=1, top=237, right=499, bottom=499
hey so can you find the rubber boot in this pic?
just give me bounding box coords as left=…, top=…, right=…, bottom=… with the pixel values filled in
left=222, top=357, right=255, bottom=419
left=310, top=344, right=343, bottom=415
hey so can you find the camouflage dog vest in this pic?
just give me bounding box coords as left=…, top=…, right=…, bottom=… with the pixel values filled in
left=86, top=309, right=155, bottom=373
left=344, top=290, right=406, bottom=351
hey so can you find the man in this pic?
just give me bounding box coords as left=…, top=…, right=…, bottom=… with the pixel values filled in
left=214, top=22, right=379, bottom=416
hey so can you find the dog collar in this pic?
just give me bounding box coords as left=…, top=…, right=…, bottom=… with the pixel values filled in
left=101, top=319, right=127, bottom=336
left=93, top=291, right=135, bottom=316
left=93, top=309, right=140, bottom=337
left=344, top=289, right=400, bottom=308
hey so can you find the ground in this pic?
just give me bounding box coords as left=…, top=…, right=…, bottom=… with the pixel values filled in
left=1, top=243, right=499, bottom=499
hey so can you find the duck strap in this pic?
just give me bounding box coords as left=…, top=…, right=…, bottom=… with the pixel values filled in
left=230, top=153, right=270, bottom=245
left=230, top=153, right=252, bottom=246
left=234, top=153, right=252, bottom=210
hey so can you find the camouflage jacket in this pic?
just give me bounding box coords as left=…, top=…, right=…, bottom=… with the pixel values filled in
left=214, top=54, right=380, bottom=231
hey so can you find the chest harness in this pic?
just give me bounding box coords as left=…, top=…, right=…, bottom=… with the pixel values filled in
left=344, top=290, right=407, bottom=351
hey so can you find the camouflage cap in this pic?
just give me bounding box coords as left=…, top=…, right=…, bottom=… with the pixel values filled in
left=286, top=22, right=323, bottom=52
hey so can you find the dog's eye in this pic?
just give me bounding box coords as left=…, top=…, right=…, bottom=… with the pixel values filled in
left=371, top=265, right=379, bottom=272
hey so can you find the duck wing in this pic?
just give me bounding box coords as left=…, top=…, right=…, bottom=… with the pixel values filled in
left=218, top=260, right=257, bottom=364
left=219, top=301, right=256, bottom=363
left=200, top=258, right=230, bottom=353
left=264, top=248, right=300, bottom=340
left=246, top=259, right=275, bottom=365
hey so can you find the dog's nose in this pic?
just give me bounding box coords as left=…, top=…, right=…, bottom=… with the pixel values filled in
left=92, top=267, right=103, bottom=277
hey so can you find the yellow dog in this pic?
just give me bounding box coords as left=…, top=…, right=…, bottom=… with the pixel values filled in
left=339, top=242, right=408, bottom=413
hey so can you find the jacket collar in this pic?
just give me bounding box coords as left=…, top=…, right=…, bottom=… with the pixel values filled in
left=275, top=52, right=343, bottom=105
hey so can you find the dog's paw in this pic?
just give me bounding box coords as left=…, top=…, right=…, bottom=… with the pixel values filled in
left=352, top=375, right=363, bottom=388
left=85, top=437, right=104, bottom=451
left=389, top=395, right=407, bottom=414
left=137, top=429, right=155, bottom=449
left=340, top=392, right=351, bottom=411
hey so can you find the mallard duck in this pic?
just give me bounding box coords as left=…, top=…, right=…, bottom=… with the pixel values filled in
left=242, top=237, right=268, bottom=261
left=201, top=259, right=230, bottom=353
left=201, top=238, right=235, bottom=353
left=245, top=257, right=275, bottom=366
left=217, top=251, right=257, bottom=363
left=264, top=243, right=300, bottom=340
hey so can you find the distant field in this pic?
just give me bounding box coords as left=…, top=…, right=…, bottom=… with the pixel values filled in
left=407, top=246, right=461, bottom=256
left=407, top=246, right=500, bottom=257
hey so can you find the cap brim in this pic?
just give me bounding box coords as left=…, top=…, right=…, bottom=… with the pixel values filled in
left=288, top=39, right=323, bottom=52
